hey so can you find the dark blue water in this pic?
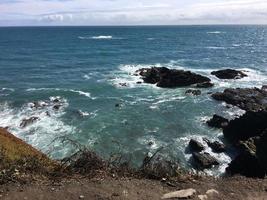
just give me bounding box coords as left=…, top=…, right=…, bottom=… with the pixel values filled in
left=0, top=26, right=267, bottom=175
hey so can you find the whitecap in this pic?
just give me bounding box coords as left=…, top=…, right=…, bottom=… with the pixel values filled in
left=207, top=31, right=223, bottom=34
left=91, top=35, right=113, bottom=39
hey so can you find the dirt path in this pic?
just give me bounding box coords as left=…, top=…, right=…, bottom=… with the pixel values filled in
left=1, top=176, right=267, bottom=200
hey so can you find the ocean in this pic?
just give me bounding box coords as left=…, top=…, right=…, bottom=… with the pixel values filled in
left=0, top=25, right=266, bottom=175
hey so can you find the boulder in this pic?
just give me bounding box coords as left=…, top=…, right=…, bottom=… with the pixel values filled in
left=212, top=87, right=267, bottom=112
left=189, top=139, right=205, bottom=152
left=203, top=138, right=226, bottom=153
left=20, top=117, right=40, bottom=128
left=192, top=152, right=219, bottom=169
left=211, top=69, right=247, bottom=79
left=136, top=67, right=211, bottom=88
left=207, top=115, right=229, bottom=129
left=185, top=89, right=201, bottom=96
left=223, top=111, right=267, bottom=143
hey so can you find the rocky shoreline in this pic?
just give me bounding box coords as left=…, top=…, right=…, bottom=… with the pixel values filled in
left=134, top=66, right=267, bottom=178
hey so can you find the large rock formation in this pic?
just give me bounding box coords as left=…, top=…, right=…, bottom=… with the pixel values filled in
left=192, top=152, right=219, bottom=169
left=223, top=111, right=267, bottom=143
left=212, top=87, right=267, bottom=112
left=136, top=67, right=211, bottom=88
left=211, top=69, right=247, bottom=79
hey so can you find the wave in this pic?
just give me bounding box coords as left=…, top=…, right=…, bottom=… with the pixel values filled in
left=78, top=35, right=117, bottom=40
left=206, top=46, right=226, bottom=50
left=26, top=88, right=95, bottom=99
left=0, top=88, right=15, bottom=96
left=0, top=97, right=75, bottom=158
left=207, top=31, right=224, bottom=34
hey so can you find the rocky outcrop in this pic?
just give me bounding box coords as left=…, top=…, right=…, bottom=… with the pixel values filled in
left=196, top=82, right=214, bottom=88
left=212, top=87, right=267, bottom=112
left=189, top=139, right=204, bottom=152
left=211, top=69, right=247, bottom=79
left=223, top=111, right=267, bottom=143
left=203, top=138, right=226, bottom=153
left=226, top=131, right=267, bottom=178
left=207, top=115, right=229, bottom=129
left=192, top=152, right=219, bottom=169
left=20, top=117, right=40, bottom=128
left=185, top=89, right=201, bottom=96
left=136, top=67, right=211, bottom=88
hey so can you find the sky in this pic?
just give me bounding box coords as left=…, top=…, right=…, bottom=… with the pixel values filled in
left=0, top=0, right=267, bottom=26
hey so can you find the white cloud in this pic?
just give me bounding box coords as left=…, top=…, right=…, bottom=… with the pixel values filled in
left=0, top=0, right=267, bottom=25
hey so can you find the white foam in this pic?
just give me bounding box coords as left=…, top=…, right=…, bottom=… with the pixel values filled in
left=0, top=97, right=76, bottom=158
left=26, top=88, right=95, bottom=99
left=207, top=31, right=224, bottom=34
left=206, top=46, right=226, bottom=50
left=91, top=35, right=113, bottom=39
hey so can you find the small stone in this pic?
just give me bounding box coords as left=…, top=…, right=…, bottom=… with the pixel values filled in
left=79, top=195, right=85, bottom=199
left=198, top=194, right=208, bottom=200
left=206, top=189, right=219, bottom=196
left=161, top=188, right=196, bottom=199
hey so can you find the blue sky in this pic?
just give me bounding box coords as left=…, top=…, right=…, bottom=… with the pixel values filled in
left=0, top=0, right=267, bottom=26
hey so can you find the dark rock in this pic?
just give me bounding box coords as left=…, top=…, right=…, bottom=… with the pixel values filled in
left=119, top=83, right=127, bottom=87
left=226, top=132, right=267, bottom=178
left=207, top=115, right=229, bottom=129
left=203, top=138, right=226, bottom=153
left=136, top=67, right=211, bottom=88
left=189, top=139, right=205, bottom=152
left=212, top=87, right=267, bottom=112
left=262, top=85, right=267, bottom=92
left=192, top=152, right=219, bottom=169
left=223, top=110, right=267, bottom=143
left=196, top=82, right=214, bottom=88
left=185, top=89, right=201, bottom=96
left=115, top=103, right=121, bottom=108
left=136, top=81, right=142, bottom=84
left=211, top=69, right=247, bottom=79
left=20, top=117, right=40, bottom=128
left=53, top=105, right=61, bottom=110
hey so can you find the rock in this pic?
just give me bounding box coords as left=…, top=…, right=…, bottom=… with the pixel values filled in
left=136, top=67, right=211, bottom=88
left=203, top=138, right=226, bottom=153
left=192, top=152, right=219, bottom=169
left=198, top=195, right=208, bottom=200
left=79, top=195, right=85, bottom=199
left=115, top=103, right=121, bottom=108
left=211, top=69, right=247, bottom=79
left=119, top=83, right=127, bottom=87
left=189, top=139, right=205, bottom=152
left=212, top=87, right=267, bottom=112
left=206, top=189, right=219, bottom=197
left=207, top=115, right=229, bottom=129
left=262, top=85, right=267, bottom=91
left=161, top=188, right=196, bottom=199
left=196, top=82, right=214, bottom=88
left=53, top=105, right=61, bottom=110
left=185, top=89, right=201, bottom=96
left=136, top=81, right=142, bottom=84
left=226, top=131, right=267, bottom=178
left=223, top=110, right=267, bottom=143
left=20, top=117, right=40, bottom=128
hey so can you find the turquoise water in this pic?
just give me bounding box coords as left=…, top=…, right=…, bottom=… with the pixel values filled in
left=0, top=26, right=267, bottom=175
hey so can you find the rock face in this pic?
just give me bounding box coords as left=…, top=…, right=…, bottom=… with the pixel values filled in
left=189, top=139, right=205, bottom=152
left=136, top=67, right=211, bottom=88
left=203, top=138, right=226, bottom=153
left=207, top=115, right=229, bottom=129
left=223, top=111, right=267, bottom=143
left=185, top=89, right=201, bottom=96
left=211, top=69, right=247, bottom=79
left=212, top=87, right=267, bottom=112
left=192, top=152, right=219, bottom=169
left=226, top=132, right=267, bottom=178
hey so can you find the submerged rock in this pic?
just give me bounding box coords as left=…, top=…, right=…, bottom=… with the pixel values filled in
left=20, top=117, right=40, bottom=128
left=203, top=138, right=226, bottom=153
left=192, top=152, right=219, bottom=169
left=185, top=89, right=201, bottom=96
left=207, top=115, right=229, bottom=129
left=189, top=139, right=205, bottom=152
left=223, top=110, right=267, bottom=143
left=136, top=67, right=211, bottom=88
left=196, top=82, right=214, bottom=88
left=212, top=87, right=267, bottom=112
left=211, top=69, right=247, bottom=79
